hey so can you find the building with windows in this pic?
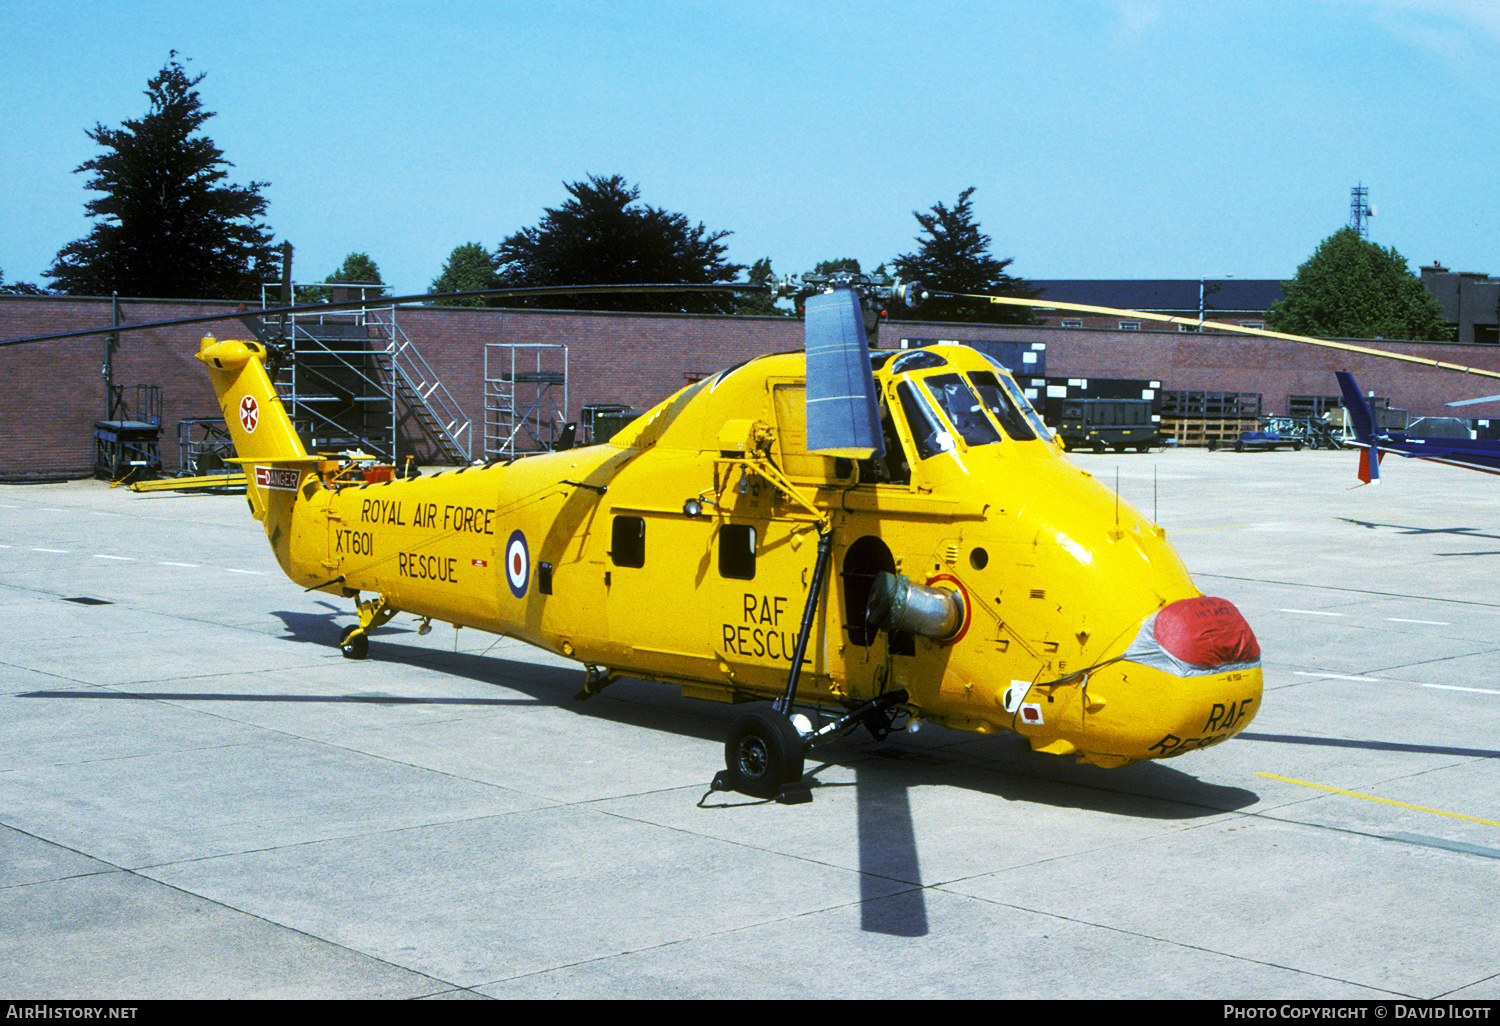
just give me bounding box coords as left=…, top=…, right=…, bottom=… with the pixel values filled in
left=1420, top=264, right=1500, bottom=346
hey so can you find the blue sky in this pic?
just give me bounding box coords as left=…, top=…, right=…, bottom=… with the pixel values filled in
left=2, top=0, right=1497, bottom=297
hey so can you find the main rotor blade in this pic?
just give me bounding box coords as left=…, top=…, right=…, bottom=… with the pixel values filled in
left=926, top=290, right=1500, bottom=383
left=0, top=282, right=766, bottom=348
left=1446, top=394, right=1500, bottom=407
left=803, top=288, right=884, bottom=459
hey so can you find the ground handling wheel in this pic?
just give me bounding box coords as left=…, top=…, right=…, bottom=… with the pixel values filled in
left=720, top=707, right=804, bottom=799
left=339, top=624, right=369, bottom=660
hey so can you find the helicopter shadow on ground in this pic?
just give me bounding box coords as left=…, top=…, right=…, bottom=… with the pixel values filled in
left=351, top=633, right=1262, bottom=819
left=269, top=603, right=414, bottom=644
left=95, top=622, right=1262, bottom=940
left=393, top=633, right=1261, bottom=937
left=797, top=737, right=1257, bottom=938
left=1238, top=731, right=1500, bottom=760
left=1337, top=518, right=1500, bottom=556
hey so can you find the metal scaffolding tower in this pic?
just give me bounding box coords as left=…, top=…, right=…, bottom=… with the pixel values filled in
left=484, top=343, right=568, bottom=461
left=259, top=284, right=472, bottom=465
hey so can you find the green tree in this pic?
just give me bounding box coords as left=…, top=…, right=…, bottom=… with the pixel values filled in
left=812, top=258, right=862, bottom=275
left=1268, top=227, right=1451, bottom=341
left=0, top=267, right=46, bottom=295
left=889, top=187, right=1037, bottom=324
left=735, top=256, right=787, bottom=316
left=45, top=55, right=278, bottom=300
left=429, top=242, right=503, bottom=305
left=495, top=174, right=745, bottom=313
left=295, top=252, right=387, bottom=304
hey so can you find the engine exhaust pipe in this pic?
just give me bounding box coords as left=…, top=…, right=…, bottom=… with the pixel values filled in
left=865, top=571, right=964, bottom=640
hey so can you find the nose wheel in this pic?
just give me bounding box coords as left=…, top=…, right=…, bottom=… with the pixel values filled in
left=339, top=625, right=369, bottom=660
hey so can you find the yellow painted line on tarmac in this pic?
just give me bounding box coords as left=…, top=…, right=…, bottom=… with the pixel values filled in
left=1257, top=773, right=1500, bottom=828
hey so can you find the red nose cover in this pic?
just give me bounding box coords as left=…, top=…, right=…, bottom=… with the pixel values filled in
left=1154, top=597, right=1260, bottom=668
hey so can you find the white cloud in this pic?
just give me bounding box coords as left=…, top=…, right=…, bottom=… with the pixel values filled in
left=1356, top=0, right=1500, bottom=75
left=1105, top=0, right=1167, bottom=46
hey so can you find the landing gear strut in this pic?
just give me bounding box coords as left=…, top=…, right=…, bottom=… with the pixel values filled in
left=339, top=593, right=397, bottom=660
left=710, top=689, right=910, bottom=802
left=711, top=526, right=915, bottom=803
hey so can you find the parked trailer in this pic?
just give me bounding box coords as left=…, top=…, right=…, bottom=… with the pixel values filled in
left=1057, top=397, right=1163, bottom=452
left=1020, top=376, right=1164, bottom=452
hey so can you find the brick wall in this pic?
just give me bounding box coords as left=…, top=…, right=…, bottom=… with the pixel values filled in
left=6, top=295, right=1500, bottom=478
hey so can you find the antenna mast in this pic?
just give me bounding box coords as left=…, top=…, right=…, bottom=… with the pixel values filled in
left=1349, top=184, right=1374, bottom=238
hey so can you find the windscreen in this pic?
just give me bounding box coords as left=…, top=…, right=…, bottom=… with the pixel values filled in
left=924, top=374, right=1003, bottom=446
left=973, top=360, right=1052, bottom=441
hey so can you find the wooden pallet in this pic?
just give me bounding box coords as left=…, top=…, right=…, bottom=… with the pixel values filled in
left=1162, top=416, right=1258, bottom=448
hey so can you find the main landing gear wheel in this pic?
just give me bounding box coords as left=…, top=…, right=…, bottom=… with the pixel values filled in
left=718, top=708, right=804, bottom=799
left=339, top=625, right=369, bottom=660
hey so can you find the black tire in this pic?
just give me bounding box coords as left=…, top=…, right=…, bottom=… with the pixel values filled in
left=340, top=624, right=369, bottom=660
left=723, top=708, right=804, bottom=798
left=1293, top=441, right=1304, bottom=451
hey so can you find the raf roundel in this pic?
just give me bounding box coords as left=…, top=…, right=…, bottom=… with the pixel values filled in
left=505, top=530, right=530, bottom=598
left=239, top=394, right=259, bottom=433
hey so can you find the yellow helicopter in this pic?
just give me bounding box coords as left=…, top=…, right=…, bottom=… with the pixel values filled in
left=183, top=275, right=1266, bottom=800
left=15, top=276, right=1500, bottom=800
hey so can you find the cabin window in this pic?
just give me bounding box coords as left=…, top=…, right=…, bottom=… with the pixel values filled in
left=611, top=515, right=645, bottom=567
left=896, top=381, right=953, bottom=460
left=924, top=374, right=1003, bottom=447
left=718, top=524, right=757, bottom=580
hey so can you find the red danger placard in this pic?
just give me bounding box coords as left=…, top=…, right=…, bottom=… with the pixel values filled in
left=254, top=465, right=300, bottom=492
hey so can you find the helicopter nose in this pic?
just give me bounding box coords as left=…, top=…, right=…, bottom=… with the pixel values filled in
left=1003, top=596, right=1263, bottom=767
left=1119, top=596, right=1263, bottom=760
left=1124, top=595, right=1260, bottom=675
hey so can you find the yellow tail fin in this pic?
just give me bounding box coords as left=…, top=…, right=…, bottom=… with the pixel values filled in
left=197, top=336, right=308, bottom=463
left=197, top=337, right=319, bottom=563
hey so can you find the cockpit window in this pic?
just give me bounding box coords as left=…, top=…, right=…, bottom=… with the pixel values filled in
left=896, top=381, right=954, bottom=460
left=972, top=362, right=1051, bottom=441
left=889, top=349, right=949, bottom=374
left=924, top=374, right=1003, bottom=446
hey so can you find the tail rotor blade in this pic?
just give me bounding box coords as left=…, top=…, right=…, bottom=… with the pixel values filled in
left=1335, top=371, right=1376, bottom=443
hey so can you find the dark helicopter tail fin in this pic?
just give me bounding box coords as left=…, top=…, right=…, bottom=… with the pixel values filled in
left=1335, top=371, right=1384, bottom=484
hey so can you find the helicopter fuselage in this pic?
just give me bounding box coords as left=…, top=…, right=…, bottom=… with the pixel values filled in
left=213, top=337, right=1262, bottom=770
